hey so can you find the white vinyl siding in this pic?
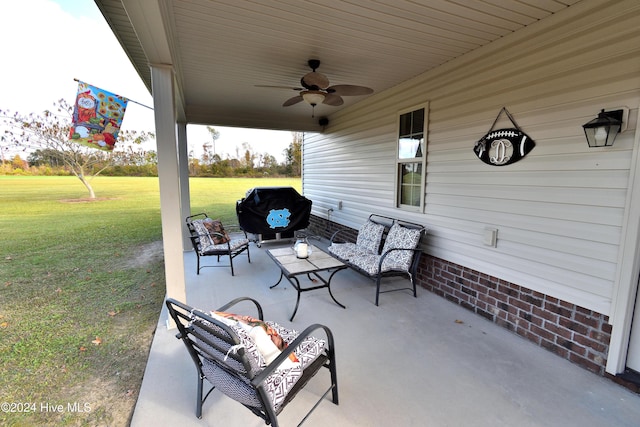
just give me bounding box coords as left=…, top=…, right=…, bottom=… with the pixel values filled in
left=303, top=1, right=640, bottom=316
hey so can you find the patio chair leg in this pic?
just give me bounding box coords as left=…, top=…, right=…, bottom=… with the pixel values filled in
left=229, top=253, right=235, bottom=276
left=196, top=373, right=204, bottom=419
left=329, top=354, right=339, bottom=405
left=196, top=254, right=201, bottom=275
left=375, top=276, right=382, bottom=306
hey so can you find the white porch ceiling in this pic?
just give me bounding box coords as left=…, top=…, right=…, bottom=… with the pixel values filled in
left=95, top=0, right=580, bottom=132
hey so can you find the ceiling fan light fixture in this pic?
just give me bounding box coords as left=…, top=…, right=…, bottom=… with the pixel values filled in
left=301, top=90, right=325, bottom=106
left=269, top=59, right=374, bottom=118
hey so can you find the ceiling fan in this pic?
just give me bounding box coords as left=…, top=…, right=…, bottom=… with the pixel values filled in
left=257, top=59, right=374, bottom=117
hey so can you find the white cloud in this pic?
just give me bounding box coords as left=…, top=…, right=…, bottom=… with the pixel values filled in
left=0, top=0, right=293, bottom=161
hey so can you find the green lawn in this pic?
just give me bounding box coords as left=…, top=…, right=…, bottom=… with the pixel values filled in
left=0, top=175, right=300, bottom=426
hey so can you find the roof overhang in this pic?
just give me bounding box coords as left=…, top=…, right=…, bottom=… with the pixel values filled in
left=95, top=0, right=579, bottom=132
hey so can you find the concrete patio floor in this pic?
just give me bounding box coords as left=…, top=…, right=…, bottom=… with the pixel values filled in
left=131, top=239, right=640, bottom=426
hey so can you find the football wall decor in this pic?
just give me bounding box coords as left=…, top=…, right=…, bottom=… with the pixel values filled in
left=473, top=107, right=535, bottom=166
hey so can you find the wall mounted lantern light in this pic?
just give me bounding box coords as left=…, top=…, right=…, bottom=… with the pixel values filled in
left=582, top=109, right=624, bottom=147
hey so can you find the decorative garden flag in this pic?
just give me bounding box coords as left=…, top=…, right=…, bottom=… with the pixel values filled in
left=69, top=81, right=128, bottom=151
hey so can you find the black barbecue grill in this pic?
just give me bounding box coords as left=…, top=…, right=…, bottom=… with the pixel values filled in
left=236, top=187, right=312, bottom=245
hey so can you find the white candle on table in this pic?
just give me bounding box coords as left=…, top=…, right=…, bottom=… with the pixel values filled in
left=297, top=243, right=308, bottom=258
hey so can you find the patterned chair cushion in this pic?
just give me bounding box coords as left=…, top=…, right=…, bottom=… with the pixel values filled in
left=190, top=219, right=214, bottom=249
left=200, top=238, right=249, bottom=255
left=328, top=242, right=358, bottom=260
left=348, top=225, right=421, bottom=275
left=328, top=220, right=385, bottom=260
left=349, top=253, right=383, bottom=276
left=192, top=318, right=263, bottom=375
left=191, top=219, right=247, bottom=254
left=202, top=361, right=262, bottom=408
left=197, top=317, right=326, bottom=412
left=355, top=220, right=385, bottom=254
left=379, top=224, right=422, bottom=272
left=210, top=311, right=299, bottom=366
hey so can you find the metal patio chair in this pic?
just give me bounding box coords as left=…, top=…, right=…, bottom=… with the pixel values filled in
left=166, top=297, right=339, bottom=426
left=185, top=213, right=250, bottom=276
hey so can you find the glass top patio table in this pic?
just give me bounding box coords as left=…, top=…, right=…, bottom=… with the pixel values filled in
left=266, top=245, right=347, bottom=321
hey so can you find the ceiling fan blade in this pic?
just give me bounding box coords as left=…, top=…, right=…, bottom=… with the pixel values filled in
left=283, top=95, right=304, bottom=106
left=323, top=93, right=344, bottom=106
left=328, top=84, right=374, bottom=96
left=255, top=85, right=303, bottom=91
left=302, top=72, right=330, bottom=90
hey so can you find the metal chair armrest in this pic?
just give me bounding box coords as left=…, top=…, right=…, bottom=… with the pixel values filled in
left=216, top=297, right=264, bottom=320
left=251, top=323, right=334, bottom=386
left=329, top=229, right=352, bottom=244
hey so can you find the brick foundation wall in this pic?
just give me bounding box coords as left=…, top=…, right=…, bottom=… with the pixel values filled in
left=309, top=214, right=613, bottom=376
left=309, top=214, right=358, bottom=242
left=417, top=256, right=612, bottom=375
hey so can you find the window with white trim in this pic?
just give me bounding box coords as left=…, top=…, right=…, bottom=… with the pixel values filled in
left=396, top=105, right=427, bottom=210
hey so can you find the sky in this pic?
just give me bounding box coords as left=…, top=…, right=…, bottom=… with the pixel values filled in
left=0, top=0, right=294, bottom=161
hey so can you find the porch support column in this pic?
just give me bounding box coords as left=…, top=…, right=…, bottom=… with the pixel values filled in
left=150, top=64, right=187, bottom=316
left=177, top=122, right=192, bottom=250
left=607, top=107, right=640, bottom=374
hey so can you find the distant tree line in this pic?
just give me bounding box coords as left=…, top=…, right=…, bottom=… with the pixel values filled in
left=1, top=99, right=302, bottom=199
left=1, top=101, right=302, bottom=181
left=186, top=131, right=302, bottom=178
left=1, top=135, right=302, bottom=178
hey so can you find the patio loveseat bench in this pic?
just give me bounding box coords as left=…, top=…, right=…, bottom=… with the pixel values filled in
left=328, top=214, right=426, bottom=305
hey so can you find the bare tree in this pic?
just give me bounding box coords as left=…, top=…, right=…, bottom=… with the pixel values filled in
left=201, top=126, right=220, bottom=165
left=1, top=99, right=153, bottom=198
left=206, top=126, right=220, bottom=155
left=284, top=132, right=303, bottom=176
left=241, top=141, right=256, bottom=169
